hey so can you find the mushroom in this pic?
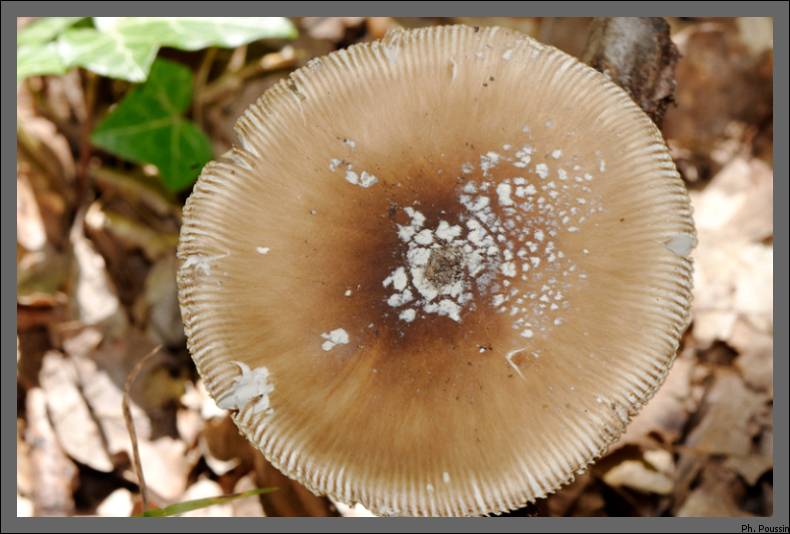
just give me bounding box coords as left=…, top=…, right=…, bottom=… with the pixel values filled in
left=177, top=25, right=695, bottom=516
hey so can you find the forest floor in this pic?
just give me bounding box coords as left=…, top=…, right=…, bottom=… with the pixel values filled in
left=16, top=17, right=774, bottom=517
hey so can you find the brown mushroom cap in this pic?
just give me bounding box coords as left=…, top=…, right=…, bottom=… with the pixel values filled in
left=177, top=25, right=695, bottom=516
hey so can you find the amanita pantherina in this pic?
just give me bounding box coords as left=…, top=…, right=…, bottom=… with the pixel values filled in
left=177, top=25, right=695, bottom=516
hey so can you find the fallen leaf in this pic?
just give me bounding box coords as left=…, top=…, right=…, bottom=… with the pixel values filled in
left=664, top=22, right=772, bottom=165
left=686, top=369, right=768, bottom=456
left=96, top=488, right=134, bottom=517
left=724, top=428, right=772, bottom=486
left=25, top=387, right=78, bottom=516
left=69, top=211, right=128, bottom=333
left=128, top=437, right=189, bottom=502
left=71, top=348, right=153, bottom=460
left=17, top=172, right=48, bottom=252
left=691, top=158, right=773, bottom=349
left=676, top=463, right=750, bottom=517
left=38, top=351, right=114, bottom=472
left=603, top=460, right=674, bottom=495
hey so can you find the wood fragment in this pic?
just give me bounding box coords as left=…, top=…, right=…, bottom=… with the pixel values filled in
left=582, top=17, right=679, bottom=126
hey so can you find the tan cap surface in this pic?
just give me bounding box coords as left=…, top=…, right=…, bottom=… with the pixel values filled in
left=177, top=25, right=695, bottom=516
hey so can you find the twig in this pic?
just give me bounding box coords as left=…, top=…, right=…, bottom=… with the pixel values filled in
left=193, top=47, right=218, bottom=128
left=199, top=60, right=263, bottom=105
left=122, top=344, right=162, bottom=511
left=199, top=46, right=297, bottom=105
left=76, top=70, right=98, bottom=206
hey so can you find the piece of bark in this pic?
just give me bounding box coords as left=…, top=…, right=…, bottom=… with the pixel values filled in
left=582, top=17, right=678, bottom=127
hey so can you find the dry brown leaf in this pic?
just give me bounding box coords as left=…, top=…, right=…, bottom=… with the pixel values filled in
left=96, top=488, right=134, bottom=517
left=26, top=388, right=78, bottom=516
left=38, top=351, right=114, bottom=472
left=676, top=463, right=750, bottom=517
left=691, top=157, right=773, bottom=348
left=692, top=157, right=773, bottom=241
left=128, top=437, right=189, bottom=502
left=71, top=350, right=153, bottom=459
left=17, top=172, right=48, bottom=252
left=731, top=318, right=773, bottom=394
left=686, top=369, right=768, bottom=457
left=175, top=407, right=203, bottom=447
left=664, top=22, right=772, bottom=163
left=69, top=211, right=128, bottom=333
left=17, top=115, right=76, bottom=190
left=17, top=420, right=33, bottom=499
left=724, top=428, right=772, bottom=486
left=603, top=459, right=674, bottom=495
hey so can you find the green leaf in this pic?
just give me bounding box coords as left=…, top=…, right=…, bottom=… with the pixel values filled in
left=91, top=59, right=214, bottom=192
left=17, top=17, right=84, bottom=46
left=17, top=42, right=67, bottom=82
left=137, top=487, right=277, bottom=517
left=94, top=17, right=298, bottom=51
left=58, top=27, right=160, bottom=82
left=17, top=17, right=297, bottom=83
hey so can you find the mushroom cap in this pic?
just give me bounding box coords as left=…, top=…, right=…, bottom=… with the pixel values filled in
left=177, top=25, right=695, bottom=516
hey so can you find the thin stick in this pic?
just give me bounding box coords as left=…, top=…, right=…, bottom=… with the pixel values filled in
left=122, top=344, right=162, bottom=511
left=193, top=47, right=218, bottom=128
left=76, top=70, right=98, bottom=206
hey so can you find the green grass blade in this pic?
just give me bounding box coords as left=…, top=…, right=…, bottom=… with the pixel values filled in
left=137, top=487, right=277, bottom=517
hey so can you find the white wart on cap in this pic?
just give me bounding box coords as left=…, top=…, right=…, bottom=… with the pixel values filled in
left=177, top=25, right=695, bottom=517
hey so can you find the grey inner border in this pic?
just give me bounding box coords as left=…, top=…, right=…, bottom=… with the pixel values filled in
left=3, top=2, right=787, bottom=532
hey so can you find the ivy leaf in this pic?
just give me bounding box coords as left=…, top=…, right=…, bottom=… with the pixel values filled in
left=17, top=42, right=68, bottom=82
left=91, top=59, right=214, bottom=192
left=57, top=28, right=160, bottom=82
left=17, top=18, right=84, bottom=82
left=18, top=17, right=297, bottom=83
left=137, top=487, right=277, bottom=517
left=94, top=17, right=298, bottom=50
left=17, top=17, right=84, bottom=46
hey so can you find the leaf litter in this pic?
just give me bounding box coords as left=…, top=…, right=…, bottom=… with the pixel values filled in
left=16, top=16, right=773, bottom=517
